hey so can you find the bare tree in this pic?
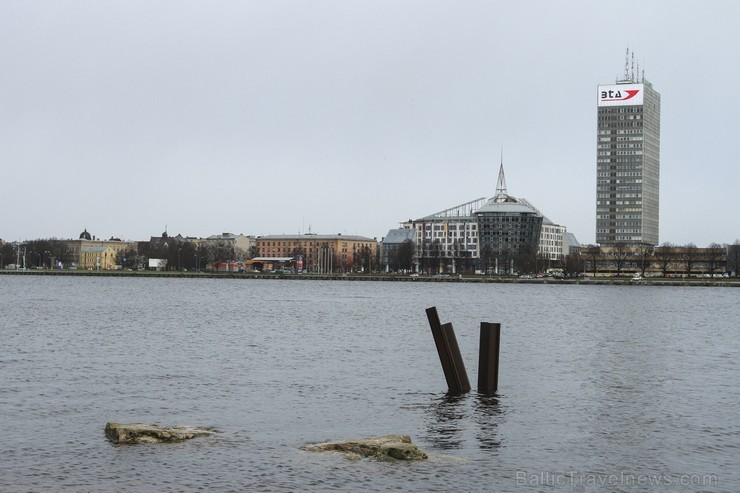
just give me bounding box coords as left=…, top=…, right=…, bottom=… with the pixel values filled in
left=499, top=248, right=512, bottom=275
left=682, top=243, right=700, bottom=277
left=535, top=251, right=551, bottom=276
left=23, top=238, right=75, bottom=268
left=206, top=241, right=235, bottom=270
left=514, top=244, right=537, bottom=275
left=654, top=243, right=677, bottom=277
left=234, top=248, right=248, bottom=262
left=418, top=238, right=431, bottom=274
left=194, top=244, right=209, bottom=272
left=0, top=242, right=15, bottom=268
left=584, top=245, right=601, bottom=277
left=705, top=242, right=726, bottom=277
left=611, top=243, right=631, bottom=276
left=450, top=239, right=460, bottom=274
left=428, top=239, right=443, bottom=274
left=359, top=245, right=373, bottom=273
left=116, top=247, right=140, bottom=270
left=181, top=242, right=198, bottom=271
left=633, top=244, right=654, bottom=277
left=397, top=239, right=415, bottom=272
left=479, top=245, right=494, bottom=275
left=562, top=253, right=584, bottom=278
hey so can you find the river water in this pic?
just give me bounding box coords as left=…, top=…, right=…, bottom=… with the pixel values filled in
left=1, top=276, right=737, bottom=492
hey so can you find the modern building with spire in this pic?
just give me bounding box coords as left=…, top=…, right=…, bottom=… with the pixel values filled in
left=474, top=164, right=543, bottom=262
left=596, top=49, right=661, bottom=246
left=398, top=161, right=569, bottom=274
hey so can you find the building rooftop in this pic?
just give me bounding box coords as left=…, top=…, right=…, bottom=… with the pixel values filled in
left=80, top=246, right=112, bottom=253
left=410, top=161, right=543, bottom=220
left=382, top=228, right=415, bottom=244
left=258, top=234, right=376, bottom=242
left=475, top=163, right=539, bottom=215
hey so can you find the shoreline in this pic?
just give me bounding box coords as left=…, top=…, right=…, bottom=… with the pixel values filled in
left=2, top=269, right=738, bottom=287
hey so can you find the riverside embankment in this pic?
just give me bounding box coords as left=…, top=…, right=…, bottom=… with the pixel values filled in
left=1, top=269, right=738, bottom=286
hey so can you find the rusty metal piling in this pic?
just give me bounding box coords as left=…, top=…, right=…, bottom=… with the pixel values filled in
left=477, top=322, right=501, bottom=394
left=426, top=306, right=471, bottom=394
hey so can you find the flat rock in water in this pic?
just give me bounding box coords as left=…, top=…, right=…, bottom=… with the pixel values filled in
left=105, top=422, right=218, bottom=444
left=301, top=434, right=428, bottom=461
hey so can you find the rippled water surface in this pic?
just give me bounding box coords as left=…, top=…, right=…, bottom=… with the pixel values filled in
left=1, top=276, right=738, bottom=492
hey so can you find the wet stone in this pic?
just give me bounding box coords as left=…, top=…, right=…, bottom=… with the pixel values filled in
left=301, top=434, right=428, bottom=461
left=105, top=422, right=219, bottom=444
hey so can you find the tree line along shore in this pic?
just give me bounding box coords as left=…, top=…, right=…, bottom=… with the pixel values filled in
left=2, top=269, right=738, bottom=287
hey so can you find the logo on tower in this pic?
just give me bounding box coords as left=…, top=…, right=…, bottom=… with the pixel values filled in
left=597, top=83, right=644, bottom=107
left=601, top=89, right=639, bottom=102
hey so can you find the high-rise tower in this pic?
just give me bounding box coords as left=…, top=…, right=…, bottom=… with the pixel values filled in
left=596, top=50, right=660, bottom=246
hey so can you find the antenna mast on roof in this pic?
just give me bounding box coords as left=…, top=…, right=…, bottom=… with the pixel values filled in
left=624, top=48, right=630, bottom=81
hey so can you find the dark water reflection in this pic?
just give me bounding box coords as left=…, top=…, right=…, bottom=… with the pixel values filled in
left=473, top=394, right=504, bottom=450
left=424, top=393, right=468, bottom=449
left=423, top=392, right=503, bottom=451
left=1, top=276, right=738, bottom=492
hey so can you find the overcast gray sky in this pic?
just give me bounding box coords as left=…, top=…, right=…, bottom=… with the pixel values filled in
left=2, top=1, right=738, bottom=246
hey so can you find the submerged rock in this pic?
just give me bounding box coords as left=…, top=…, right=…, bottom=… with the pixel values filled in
left=301, top=434, right=428, bottom=461
left=105, top=422, right=218, bottom=444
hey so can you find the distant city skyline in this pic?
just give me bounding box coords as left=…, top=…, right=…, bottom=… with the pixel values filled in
left=2, top=2, right=739, bottom=247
